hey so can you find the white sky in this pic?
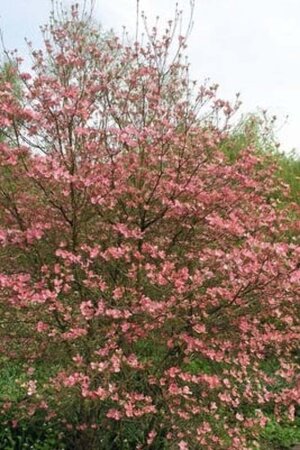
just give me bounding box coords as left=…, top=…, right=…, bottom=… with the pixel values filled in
left=1, top=0, right=300, bottom=155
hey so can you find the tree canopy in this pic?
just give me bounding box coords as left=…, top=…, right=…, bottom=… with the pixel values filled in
left=0, top=3, right=299, bottom=449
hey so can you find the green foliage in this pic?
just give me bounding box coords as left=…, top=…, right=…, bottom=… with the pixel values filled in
left=0, top=61, right=22, bottom=102
left=0, top=422, right=66, bottom=450
left=276, top=153, right=300, bottom=204
left=260, top=416, right=300, bottom=450
left=182, top=356, right=224, bottom=375
left=0, top=361, right=27, bottom=402
left=221, top=113, right=300, bottom=208
left=0, top=361, right=66, bottom=449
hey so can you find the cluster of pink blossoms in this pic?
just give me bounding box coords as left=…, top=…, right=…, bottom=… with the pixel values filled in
left=0, top=3, right=299, bottom=449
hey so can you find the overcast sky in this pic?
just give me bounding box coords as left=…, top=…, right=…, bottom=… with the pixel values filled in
left=1, top=0, right=300, bottom=155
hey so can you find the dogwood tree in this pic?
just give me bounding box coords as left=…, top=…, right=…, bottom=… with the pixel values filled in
left=0, top=3, right=299, bottom=449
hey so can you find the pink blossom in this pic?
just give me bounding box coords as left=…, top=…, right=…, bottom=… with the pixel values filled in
left=178, top=441, right=189, bottom=450
left=106, top=409, right=121, bottom=421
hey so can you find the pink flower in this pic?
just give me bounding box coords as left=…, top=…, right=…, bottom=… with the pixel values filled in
left=36, top=321, right=49, bottom=332
left=147, top=430, right=157, bottom=445
left=62, top=328, right=87, bottom=340
left=106, top=409, right=121, bottom=420
left=178, top=441, right=189, bottom=450
left=193, top=324, right=206, bottom=334
left=80, top=301, right=94, bottom=320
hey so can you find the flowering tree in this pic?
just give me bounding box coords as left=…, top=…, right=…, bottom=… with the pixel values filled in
left=0, top=4, right=299, bottom=449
